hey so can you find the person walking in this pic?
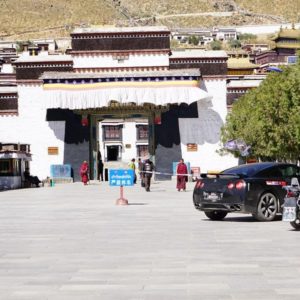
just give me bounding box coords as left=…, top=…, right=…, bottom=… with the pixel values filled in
left=139, top=158, right=146, bottom=187
left=128, top=158, right=137, bottom=184
left=138, top=158, right=143, bottom=180
left=142, top=158, right=154, bottom=192
left=80, top=161, right=89, bottom=185
left=98, top=159, right=104, bottom=181
left=176, top=158, right=188, bottom=191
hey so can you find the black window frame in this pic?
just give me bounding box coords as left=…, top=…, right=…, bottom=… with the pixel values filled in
left=136, top=125, right=149, bottom=141
left=102, top=125, right=123, bottom=141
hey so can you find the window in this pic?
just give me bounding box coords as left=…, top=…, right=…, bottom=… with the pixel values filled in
left=103, top=125, right=122, bottom=140
left=136, top=125, right=148, bottom=140
left=0, top=160, right=11, bottom=174
left=256, top=167, right=282, bottom=178
left=137, top=145, right=149, bottom=158
left=0, top=159, right=20, bottom=176
left=279, top=166, right=300, bottom=177
left=0, top=97, right=18, bottom=115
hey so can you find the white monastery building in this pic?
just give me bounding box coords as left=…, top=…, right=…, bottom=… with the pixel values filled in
left=0, top=26, right=237, bottom=185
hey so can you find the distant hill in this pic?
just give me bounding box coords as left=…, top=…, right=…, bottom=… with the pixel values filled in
left=0, top=0, right=299, bottom=40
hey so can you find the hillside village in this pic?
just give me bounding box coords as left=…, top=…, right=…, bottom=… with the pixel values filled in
left=0, top=0, right=299, bottom=39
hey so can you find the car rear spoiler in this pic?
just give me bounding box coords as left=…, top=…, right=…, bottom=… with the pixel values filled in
left=200, top=173, right=243, bottom=179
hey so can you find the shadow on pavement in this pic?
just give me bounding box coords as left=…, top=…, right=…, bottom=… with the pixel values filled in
left=202, top=215, right=282, bottom=223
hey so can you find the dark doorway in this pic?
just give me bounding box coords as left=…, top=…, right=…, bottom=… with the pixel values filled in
left=107, top=145, right=119, bottom=161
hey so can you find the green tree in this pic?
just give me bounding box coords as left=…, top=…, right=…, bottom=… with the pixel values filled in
left=15, top=40, right=34, bottom=53
left=229, top=39, right=241, bottom=49
left=210, top=40, right=222, bottom=50
left=221, top=59, right=300, bottom=162
left=170, top=39, right=180, bottom=49
left=238, top=33, right=257, bottom=42
left=188, top=35, right=199, bottom=46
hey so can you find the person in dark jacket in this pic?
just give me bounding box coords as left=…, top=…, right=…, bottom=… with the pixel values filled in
left=98, top=159, right=104, bottom=181
left=24, top=168, right=41, bottom=187
left=142, top=158, right=154, bottom=192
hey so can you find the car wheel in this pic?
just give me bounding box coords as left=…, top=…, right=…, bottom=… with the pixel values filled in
left=204, top=211, right=227, bottom=220
left=253, top=192, right=278, bottom=221
left=290, top=219, right=300, bottom=230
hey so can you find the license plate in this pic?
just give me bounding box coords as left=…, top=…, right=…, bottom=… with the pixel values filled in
left=282, top=207, right=296, bottom=222
left=203, top=192, right=222, bottom=202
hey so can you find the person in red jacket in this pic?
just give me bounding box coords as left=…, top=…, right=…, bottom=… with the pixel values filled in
left=80, top=161, right=89, bottom=185
left=176, top=158, right=188, bottom=191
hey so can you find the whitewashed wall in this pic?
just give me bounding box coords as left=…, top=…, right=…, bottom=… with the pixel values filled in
left=0, top=84, right=66, bottom=179
left=122, top=122, right=138, bottom=162
left=99, top=121, right=148, bottom=164
left=73, top=53, right=169, bottom=69
left=179, top=79, right=238, bottom=173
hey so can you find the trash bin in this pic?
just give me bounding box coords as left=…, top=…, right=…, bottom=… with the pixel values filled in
left=104, top=168, right=109, bottom=181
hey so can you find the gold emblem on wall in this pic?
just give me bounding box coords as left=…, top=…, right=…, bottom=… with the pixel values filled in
left=48, top=147, right=59, bottom=155
left=187, top=143, right=198, bottom=152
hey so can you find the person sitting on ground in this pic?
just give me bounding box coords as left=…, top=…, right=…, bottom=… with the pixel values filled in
left=24, top=168, right=41, bottom=187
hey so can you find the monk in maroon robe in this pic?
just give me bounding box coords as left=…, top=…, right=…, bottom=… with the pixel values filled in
left=80, top=161, right=89, bottom=185
left=176, top=159, right=188, bottom=191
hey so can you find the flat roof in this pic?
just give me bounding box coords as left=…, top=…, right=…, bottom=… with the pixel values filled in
left=170, top=49, right=227, bottom=59
left=228, top=58, right=259, bottom=69
left=227, top=80, right=262, bottom=88
left=15, top=54, right=72, bottom=63
left=41, top=69, right=201, bottom=80
left=72, top=26, right=170, bottom=34
left=0, top=86, right=17, bottom=93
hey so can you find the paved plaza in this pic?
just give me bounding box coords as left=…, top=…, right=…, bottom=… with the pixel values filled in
left=0, top=179, right=300, bottom=300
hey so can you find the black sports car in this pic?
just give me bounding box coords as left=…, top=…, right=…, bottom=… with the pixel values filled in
left=193, top=162, right=300, bottom=221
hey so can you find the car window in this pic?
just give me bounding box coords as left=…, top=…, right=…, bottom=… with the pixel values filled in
left=279, top=165, right=300, bottom=177
left=256, top=167, right=282, bottom=178
left=222, top=164, right=270, bottom=177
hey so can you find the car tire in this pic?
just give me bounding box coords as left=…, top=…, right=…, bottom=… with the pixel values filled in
left=290, top=219, right=300, bottom=230
left=204, top=211, right=227, bottom=220
left=253, top=192, right=278, bottom=221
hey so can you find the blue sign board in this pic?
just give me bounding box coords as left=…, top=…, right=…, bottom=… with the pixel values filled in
left=50, top=164, right=72, bottom=178
left=109, top=169, right=134, bottom=186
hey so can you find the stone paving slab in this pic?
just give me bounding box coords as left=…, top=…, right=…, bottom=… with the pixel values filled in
left=0, top=179, right=300, bottom=299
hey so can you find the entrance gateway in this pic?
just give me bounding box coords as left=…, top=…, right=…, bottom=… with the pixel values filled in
left=44, top=69, right=207, bottom=180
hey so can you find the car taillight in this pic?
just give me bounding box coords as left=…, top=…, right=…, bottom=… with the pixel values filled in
left=235, top=180, right=246, bottom=190
left=227, top=182, right=235, bottom=189
left=195, top=180, right=204, bottom=189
